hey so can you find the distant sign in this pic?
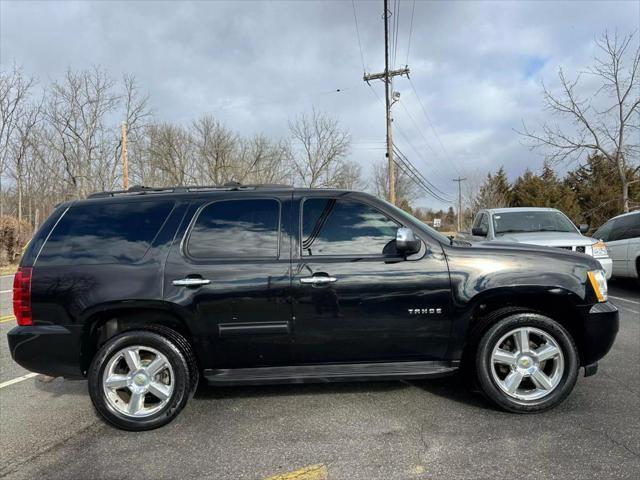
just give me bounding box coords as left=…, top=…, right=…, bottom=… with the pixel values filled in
left=433, top=218, right=442, bottom=228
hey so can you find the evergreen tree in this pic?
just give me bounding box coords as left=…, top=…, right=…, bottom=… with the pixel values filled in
left=511, top=162, right=580, bottom=221
left=565, top=154, right=640, bottom=229
left=473, top=166, right=512, bottom=214
left=511, top=169, right=546, bottom=206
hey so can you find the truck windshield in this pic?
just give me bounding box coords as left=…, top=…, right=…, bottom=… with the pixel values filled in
left=493, top=210, right=578, bottom=235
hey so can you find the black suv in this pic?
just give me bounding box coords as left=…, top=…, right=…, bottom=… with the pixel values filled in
left=9, top=185, right=618, bottom=430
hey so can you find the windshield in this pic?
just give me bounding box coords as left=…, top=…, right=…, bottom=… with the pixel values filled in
left=493, top=210, right=578, bottom=235
left=383, top=200, right=452, bottom=244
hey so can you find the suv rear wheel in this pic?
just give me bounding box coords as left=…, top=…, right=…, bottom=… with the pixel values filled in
left=88, top=329, right=193, bottom=430
left=475, top=312, right=579, bottom=413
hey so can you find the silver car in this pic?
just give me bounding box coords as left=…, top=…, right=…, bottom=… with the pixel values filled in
left=593, top=211, right=640, bottom=280
left=466, top=207, right=613, bottom=278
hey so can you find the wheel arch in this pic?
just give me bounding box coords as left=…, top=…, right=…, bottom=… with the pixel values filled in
left=80, top=303, right=194, bottom=375
left=460, top=288, right=588, bottom=367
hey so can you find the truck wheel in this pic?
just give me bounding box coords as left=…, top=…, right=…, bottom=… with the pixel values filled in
left=88, top=329, right=192, bottom=431
left=475, top=312, right=579, bottom=413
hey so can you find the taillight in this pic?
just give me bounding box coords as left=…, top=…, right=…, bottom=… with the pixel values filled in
left=13, top=267, right=33, bottom=326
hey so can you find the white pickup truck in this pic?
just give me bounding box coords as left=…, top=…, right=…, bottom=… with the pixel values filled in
left=462, top=207, right=613, bottom=278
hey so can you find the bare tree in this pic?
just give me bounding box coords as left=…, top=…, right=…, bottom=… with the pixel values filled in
left=472, top=177, right=511, bottom=213
left=45, top=67, right=121, bottom=197
left=191, top=115, right=237, bottom=185
left=519, top=31, right=640, bottom=212
left=0, top=65, right=35, bottom=216
left=372, top=159, right=419, bottom=207
left=114, top=75, right=151, bottom=186
left=145, top=122, right=194, bottom=185
left=9, top=100, right=42, bottom=223
left=332, top=160, right=366, bottom=190
left=289, top=109, right=351, bottom=188
left=232, top=134, right=292, bottom=185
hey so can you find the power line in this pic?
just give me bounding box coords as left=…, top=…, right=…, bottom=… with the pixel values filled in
left=405, top=0, right=416, bottom=65
left=372, top=79, right=453, bottom=191
left=394, top=145, right=452, bottom=202
left=408, top=76, right=463, bottom=176
left=391, top=0, right=401, bottom=70
left=397, top=98, right=443, bottom=162
left=393, top=118, right=453, bottom=184
left=351, top=0, right=367, bottom=73
left=393, top=151, right=452, bottom=204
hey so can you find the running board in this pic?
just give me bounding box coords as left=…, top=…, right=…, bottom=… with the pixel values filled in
left=203, top=360, right=459, bottom=386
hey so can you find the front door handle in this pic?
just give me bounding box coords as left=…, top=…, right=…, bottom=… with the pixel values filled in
left=172, top=278, right=211, bottom=287
left=299, top=276, right=337, bottom=285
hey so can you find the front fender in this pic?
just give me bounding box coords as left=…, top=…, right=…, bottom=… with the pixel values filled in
left=442, top=244, right=600, bottom=359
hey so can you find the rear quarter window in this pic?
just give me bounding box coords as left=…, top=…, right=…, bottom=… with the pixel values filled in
left=37, top=200, right=174, bottom=266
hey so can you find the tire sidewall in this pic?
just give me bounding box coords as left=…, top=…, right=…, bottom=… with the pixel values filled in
left=476, top=313, right=579, bottom=413
left=88, top=330, right=190, bottom=431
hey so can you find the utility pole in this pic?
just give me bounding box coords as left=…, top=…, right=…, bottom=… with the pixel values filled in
left=452, top=177, right=466, bottom=232
left=121, top=121, right=129, bottom=190
left=363, top=0, right=409, bottom=205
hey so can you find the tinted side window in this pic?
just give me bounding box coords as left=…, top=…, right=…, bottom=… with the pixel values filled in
left=302, top=198, right=399, bottom=256
left=473, top=213, right=484, bottom=229
left=609, top=214, right=640, bottom=241
left=593, top=220, right=613, bottom=242
left=38, top=201, right=174, bottom=266
left=187, top=199, right=280, bottom=258
left=479, top=214, right=489, bottom=231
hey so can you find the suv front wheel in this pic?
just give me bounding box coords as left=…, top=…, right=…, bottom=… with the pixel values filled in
left=476, top=312, right=579, bottom=413
left=88, top=329, right=193, bottom=430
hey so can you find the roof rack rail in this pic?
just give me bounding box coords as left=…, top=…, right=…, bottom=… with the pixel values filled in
left=87, top=183, right=293, bottom=198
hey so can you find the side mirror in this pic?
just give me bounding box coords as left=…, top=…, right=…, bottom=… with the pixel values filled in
left=579, top=224, right=589, bottom=234
left=472, top=226, right=488, bottom=237
left=396, top=227, right=421, bottom=256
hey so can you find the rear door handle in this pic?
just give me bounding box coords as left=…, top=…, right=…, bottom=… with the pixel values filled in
left=299, top=276, right=337, bottom=285
left=172, top=278, right=211, bottom=287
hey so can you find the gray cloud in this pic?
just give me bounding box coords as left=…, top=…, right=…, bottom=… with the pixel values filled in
left=1, top=0, right=638, bottom=209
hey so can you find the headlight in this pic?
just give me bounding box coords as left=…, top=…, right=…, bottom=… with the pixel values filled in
left=587, top=269, right=608, bottom=302
left=592, top=240, right=609, bottom=258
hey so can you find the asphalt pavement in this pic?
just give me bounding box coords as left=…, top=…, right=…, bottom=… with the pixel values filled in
left=0, top=275, right=13, bottom=318
left=0, top=278, right=638, bottom=480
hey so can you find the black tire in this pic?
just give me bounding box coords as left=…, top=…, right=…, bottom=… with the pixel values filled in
left=475, top=312, right=579, bottom=413
left=142, top=324, right=200, bottom=394
left=88, top=329, right=192, bottom=431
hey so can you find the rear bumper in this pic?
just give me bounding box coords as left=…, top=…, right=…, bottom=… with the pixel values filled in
left=7, top=325, right=84, bottom=379
left=578, top=301, right=619, bottom=366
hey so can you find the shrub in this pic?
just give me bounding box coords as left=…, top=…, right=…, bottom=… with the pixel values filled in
left=0, top=216, right=33, bottom=266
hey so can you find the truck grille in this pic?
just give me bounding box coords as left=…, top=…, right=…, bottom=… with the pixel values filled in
left=556, top=246, right=586, bottom=254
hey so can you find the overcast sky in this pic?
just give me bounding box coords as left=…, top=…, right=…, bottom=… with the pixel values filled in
left=1, top=0, right=638, bottom=209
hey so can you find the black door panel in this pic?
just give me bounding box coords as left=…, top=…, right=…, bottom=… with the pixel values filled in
left=292, top=256, right=452, bottom=363
left=163, top=194, right=294, bottom=369
left=291, top=193, right=453, bottom=364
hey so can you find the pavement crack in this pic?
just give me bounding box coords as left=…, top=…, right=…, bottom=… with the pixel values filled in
left=580, top=424, right=640, bottom=459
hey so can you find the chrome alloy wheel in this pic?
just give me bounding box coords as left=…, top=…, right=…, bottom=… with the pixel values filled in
left=490, top=327, right=564, bottom=402
left=102, top=346, right=174, bottom=418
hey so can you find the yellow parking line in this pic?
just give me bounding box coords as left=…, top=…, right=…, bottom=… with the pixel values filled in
left=264, top=464, right=327, bottom=480
left=0, top=315, right=15, bottom=323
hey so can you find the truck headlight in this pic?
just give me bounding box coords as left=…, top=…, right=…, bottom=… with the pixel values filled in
left=587, top=270, right=608, bottom=302
left=592, top=240, right=609, bottom=258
